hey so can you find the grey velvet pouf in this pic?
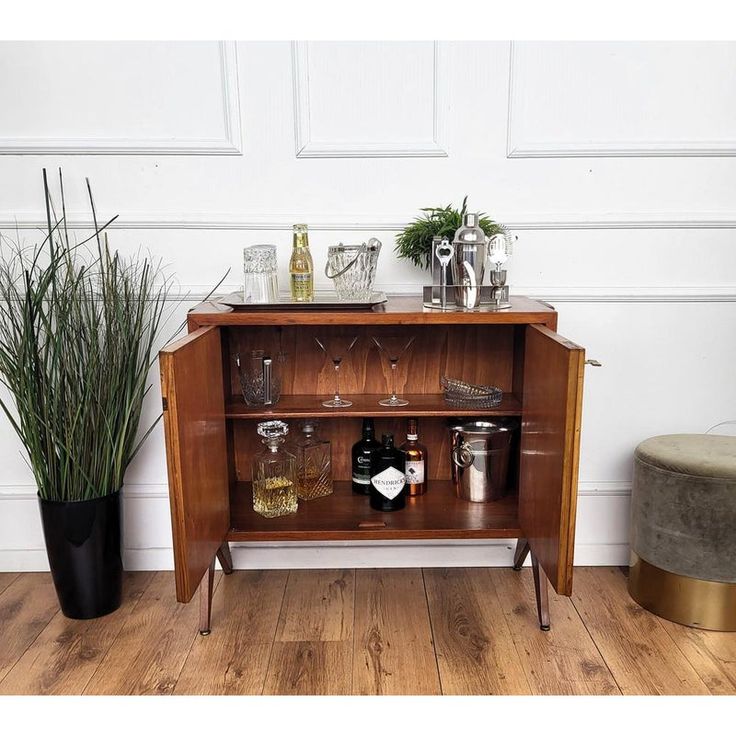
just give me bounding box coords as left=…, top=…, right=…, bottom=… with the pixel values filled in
left=628, top=433, right=736, bottom=631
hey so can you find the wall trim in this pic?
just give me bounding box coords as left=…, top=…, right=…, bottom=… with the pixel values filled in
left=0, top=480, right=632, bottom=500
left=182, top=285, right=736, bottom=304
left=0, top=275, right=729, bottom=303
left=517, top=286, right=736, bottom=303
left=7, top=211, right=736, bottom=232
left=292, top=41, right=449, bottom=158
left=0, top=484, right=171, bottom=501
left=0, top=41, right=242, bottom=156
left=508, top=141, right=736, bottom=159
left=507, top=41, right=736, bottom=159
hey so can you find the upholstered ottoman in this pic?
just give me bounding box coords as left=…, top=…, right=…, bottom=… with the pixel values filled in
left=628, top=434, right=736, bottom=630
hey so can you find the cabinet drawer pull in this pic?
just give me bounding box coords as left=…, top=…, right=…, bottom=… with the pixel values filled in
left=358, top=521, right=387, bottom=529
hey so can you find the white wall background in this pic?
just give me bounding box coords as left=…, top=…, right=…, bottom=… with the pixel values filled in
left=1, top=40, right=735, bottom=571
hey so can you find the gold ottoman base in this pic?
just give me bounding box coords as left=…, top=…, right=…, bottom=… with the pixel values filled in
left=629, top=553, right=736, bottom=631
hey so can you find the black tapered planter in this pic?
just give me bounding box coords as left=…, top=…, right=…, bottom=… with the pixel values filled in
left=38, top=490, right=123, bottom=619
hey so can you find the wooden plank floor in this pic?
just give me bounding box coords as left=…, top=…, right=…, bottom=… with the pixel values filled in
left=0, top=567, right=732, bottom=696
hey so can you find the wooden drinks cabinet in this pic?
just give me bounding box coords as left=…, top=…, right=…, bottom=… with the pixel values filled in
left=159, top=296, right=585, bottom=634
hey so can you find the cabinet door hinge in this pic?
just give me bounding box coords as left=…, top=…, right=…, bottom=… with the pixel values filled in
left=162, top=396, right=169, bottom=411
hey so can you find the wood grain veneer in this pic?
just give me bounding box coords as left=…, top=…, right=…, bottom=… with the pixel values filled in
left=187, top=295, right=559, bottom=329
left=225, top=393, right=522, bottom=419
left=226, top=323, right=517, bottom=398
left=160, top=326, right=230, bottom=603
left=518, top=324, right=585, bottom=595
left=228, top=480, right=520, bottom=541
left=159, top=294, right=584, bottom=630
left=231, top=416, right=520, bottom=484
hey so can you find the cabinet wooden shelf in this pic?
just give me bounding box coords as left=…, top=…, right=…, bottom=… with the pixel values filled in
left=159, top=295, right=585, bottom=633
left=228, top=481, right=521, bottom=541
left=225, top=393, right=523, bottom=419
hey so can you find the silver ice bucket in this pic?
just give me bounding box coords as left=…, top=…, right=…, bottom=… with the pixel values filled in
left=449, top=419, right=515, bottom=502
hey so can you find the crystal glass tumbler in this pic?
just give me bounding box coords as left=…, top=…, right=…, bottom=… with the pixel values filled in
left=243, top=244, right=278, bottom=304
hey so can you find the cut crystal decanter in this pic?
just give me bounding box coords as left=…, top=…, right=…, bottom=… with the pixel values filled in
left=251, top=420, right=298, bottom=518
left=294, top=420, right=333, bottom=500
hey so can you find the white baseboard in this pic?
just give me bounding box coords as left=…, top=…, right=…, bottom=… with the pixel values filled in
left=0, top=549, right=50, bottom=571
left=572, top=544, right=630, bottom=566
left=2, top=541, right=631, bottom=572
left=0, top=487, right=631, bottom=572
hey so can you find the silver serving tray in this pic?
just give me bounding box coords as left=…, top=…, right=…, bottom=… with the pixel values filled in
left=219, top=291, right=388, bottom=311
left=422, top=285, right=512, bottom=311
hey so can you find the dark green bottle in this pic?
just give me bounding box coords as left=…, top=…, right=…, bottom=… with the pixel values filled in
left=351, top=418, right=381, bottom=495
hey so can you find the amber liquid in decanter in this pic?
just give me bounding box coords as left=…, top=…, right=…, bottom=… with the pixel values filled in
left=294, top=420, right=333, bottom=500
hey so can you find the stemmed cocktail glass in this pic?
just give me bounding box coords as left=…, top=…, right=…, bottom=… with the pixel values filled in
left=372, top=334, right=415, bottom=406
left=314, top=335, right=359, bottom=408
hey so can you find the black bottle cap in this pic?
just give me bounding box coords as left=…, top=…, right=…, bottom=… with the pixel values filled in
left=382, top=433, right=394, bottom=448
left=362, top=417, right=375, bottom=435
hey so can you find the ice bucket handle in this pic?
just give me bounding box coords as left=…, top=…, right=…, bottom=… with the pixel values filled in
left=451, top=442, right=474, bottom=469
left=325, top=243, right=364, bottom=279
left=324, top=238, right=381, bottom=280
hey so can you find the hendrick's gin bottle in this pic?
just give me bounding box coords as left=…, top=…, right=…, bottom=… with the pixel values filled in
left=369, top=433, right=407, bottom=512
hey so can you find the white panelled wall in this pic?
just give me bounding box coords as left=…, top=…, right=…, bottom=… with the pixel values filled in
left=1, top=40, right=735, bottom=571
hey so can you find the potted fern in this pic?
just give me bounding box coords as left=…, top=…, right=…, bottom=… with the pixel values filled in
left=0, top=170, right=175, bottom=618
left=394, top=196, right=507, bottom=270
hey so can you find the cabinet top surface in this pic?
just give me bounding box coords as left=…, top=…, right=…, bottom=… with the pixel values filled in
left=188, top=295, right=557, bottom=327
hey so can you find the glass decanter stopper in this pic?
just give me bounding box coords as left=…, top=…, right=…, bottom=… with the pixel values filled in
left=252, top=420, right=298, bottom=518
left=294, top=420, right=333, bottom=500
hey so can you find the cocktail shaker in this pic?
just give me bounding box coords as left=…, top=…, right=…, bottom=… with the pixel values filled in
left=451, top=213, right=487, bottom=309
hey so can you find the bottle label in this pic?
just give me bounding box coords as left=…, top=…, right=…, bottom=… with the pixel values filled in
left=353, top=455, right=372, bottom=485
left=371, top=466, right=406, bottom=500
left=291, top=273, right=313, bottom=300
left=405, top=460, right=425, bottom=485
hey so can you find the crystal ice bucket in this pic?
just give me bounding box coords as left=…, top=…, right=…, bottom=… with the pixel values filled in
left=324, top=238, right=381, bottom=301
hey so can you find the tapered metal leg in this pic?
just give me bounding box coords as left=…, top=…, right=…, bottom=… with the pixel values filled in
left=531, top=554, right=551, bottom=631
left=216, top=541, right=233, bottom=575
left=512, top=538, right=530, bottom=571
left=199, top=558, right=215, bottom=636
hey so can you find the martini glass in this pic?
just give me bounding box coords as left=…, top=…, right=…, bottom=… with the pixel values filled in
left=314, top=335, right=359, bottom=408
left=372, top=334, right=416, bottom=406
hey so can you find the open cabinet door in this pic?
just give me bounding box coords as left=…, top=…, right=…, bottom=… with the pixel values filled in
left=159, top=326, right=230, bottom=602
left=519, top=324, right=585, bottom=596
